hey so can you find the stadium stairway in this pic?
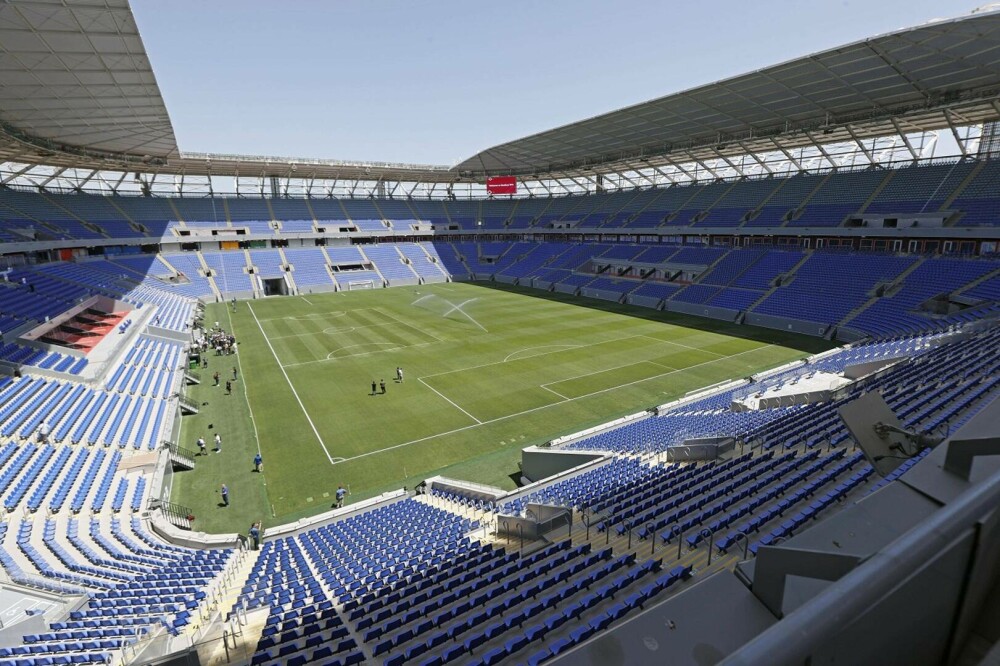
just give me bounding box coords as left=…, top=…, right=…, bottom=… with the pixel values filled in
left=780, top=174, right=832, bottom=227
left=197, top=252, right=225, bottom=302
left=837, top=255, right=929, bottom=329
left=940, top=159, right=986, bottom=212
left=185, top=546, right=263, bottom=644
left=317, top=247, right=344, bottom=289
left=36, top=192, right=110, bottom=239
left=165, top=199, right=188, bottom=225
left=743, top=250, right=814, bottom=314
left=356, top=247, right=388, bottom=286
left=244, top=249, right=263, bottom=299
left=737, top=177, right=795, bottom=229
left=955, top=264, right=1000, bottom=298
left=301, top=199, right=320, bottom=225
left=275, top=247, right=299, bottom=294
left=153, top=253, right=180, bottom=277
left=855, top=170, right=895, bottom=216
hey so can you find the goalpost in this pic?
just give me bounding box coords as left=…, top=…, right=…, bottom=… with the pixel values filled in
left=347, top=279, right=377, bottom=291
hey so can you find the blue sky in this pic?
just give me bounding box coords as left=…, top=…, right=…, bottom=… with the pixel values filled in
left=132, top=0, right=981, bottom=166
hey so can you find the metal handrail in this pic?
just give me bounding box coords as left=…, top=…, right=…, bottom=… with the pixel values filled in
left=721, top=467, right=1000, bottom=665
left=163, top=440, right=198, bottom=461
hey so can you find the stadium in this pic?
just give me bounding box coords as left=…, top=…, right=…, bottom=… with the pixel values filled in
left=0, top=1, right=997, bottom=664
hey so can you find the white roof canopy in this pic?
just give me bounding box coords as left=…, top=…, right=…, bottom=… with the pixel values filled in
left=0, top=3, right=999, bottom=185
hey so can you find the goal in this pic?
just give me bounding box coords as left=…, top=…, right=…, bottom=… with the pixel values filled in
left=347, top=279, right=377, bottom=291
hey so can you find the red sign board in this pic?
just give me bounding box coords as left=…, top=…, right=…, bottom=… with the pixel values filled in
left=486, top=176, right=517, bottom=195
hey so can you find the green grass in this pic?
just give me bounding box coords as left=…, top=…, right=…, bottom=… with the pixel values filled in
left=172, top=281, right=833, bottom=533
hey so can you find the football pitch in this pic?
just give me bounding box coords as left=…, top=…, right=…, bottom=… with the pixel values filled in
left=172, top=282, right=833, bottom=533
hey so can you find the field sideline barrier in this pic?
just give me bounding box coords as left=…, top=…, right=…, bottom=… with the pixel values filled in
left=263, top=489, right=407, bottom=540
left=500, top=453, right=613, bottom=510
left=548, top=410, right=651, bottom=449
left=426, top=476, right=506, bottom=502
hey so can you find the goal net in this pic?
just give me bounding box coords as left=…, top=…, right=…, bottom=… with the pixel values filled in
left=347, top=280, right=376, bottom=291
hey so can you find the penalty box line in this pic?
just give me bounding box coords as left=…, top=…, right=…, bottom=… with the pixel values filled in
left=344, top=343, right=778, bottom=467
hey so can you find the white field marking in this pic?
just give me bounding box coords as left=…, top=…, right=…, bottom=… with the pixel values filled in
left=258, top=310, right=347, bottom=322
left=373, top=306, right=447, bottom=343
left=637, top=333, right=728, bottom=358
left=326, top=342, right=402, bottom=359
left=282, top=341, right=436, bottom=368
left=421, top=334, right=654, bottom=381
left=540, top=385, right=569, bottom=400
left=301, top=296, right=313, bottom=305
left=540, top=359, right=677, bottom=393
left=267, top=326, right=356, bottom=340
left=226, top=305, right=263, bottom=461
left=418, top=377, right=482, bottom=424
left=329, top=343, right=778, bottom=466
left=269, top=319, right=407, bottom=340
left=247, top=302, right=336, bottom=464
left=503, top=344, right=581, bottom=363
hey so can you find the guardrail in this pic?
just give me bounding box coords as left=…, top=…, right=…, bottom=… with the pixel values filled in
left=163, top=440, right=198, bottom=462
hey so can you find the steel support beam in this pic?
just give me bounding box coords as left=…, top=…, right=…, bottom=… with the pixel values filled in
left=944, top=109, right=972, bottom=157
left=802, top=131, right=839, bottom=170
left=1, top=163, right=35, bottom=185
left=844, top=124, right=877, bottom=164
left=889, top=118, right=919, bottom=161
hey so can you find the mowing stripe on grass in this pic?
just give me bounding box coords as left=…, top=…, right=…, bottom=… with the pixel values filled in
left=421, top=334, right=650, bottom=381
left=541, top=359, right=678, bottom=400
left=638, top=333, right=727, bottom=357
left=373, top=306, right=448, bottom=343
left=269, top=306, right=445, bottom=367
left=247, top=301, right=336, bottom=464
left=332, top=342, right=777, bottom=466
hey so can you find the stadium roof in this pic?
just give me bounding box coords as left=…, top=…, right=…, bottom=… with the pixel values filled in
left=0, top=0, right=177, bottom=160
left=453, top=8, right=1000, bottom=177
left=0, top=3, right=999, bottom=185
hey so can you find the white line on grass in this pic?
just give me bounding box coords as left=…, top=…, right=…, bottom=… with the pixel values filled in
left=540, top=359, right=677, bottom=393
left=418, top=377, right=482, bottom=424
left=247, top=301, right=336, bottom=465
left=258, top=310, right=350, bottom=322
left=638, top=334, right=728, bottom=358
left=503, top=344, right=580, bottom=362
left=301, top=296, right=313, bottom=305
left=226, top=306, right=262, bottom=459
left=225, top=305, right=273, bottom=514
left=330, top=343, right=778, bottom=466
left=269, top=320, right=407, bottom=340
left=539, top=385, right=569, bottom=400
left=326, top=342, right=402, bottom=359
left=422, top=334, right=652, bottom=381
left=281, top=341, right=435, bottom=367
